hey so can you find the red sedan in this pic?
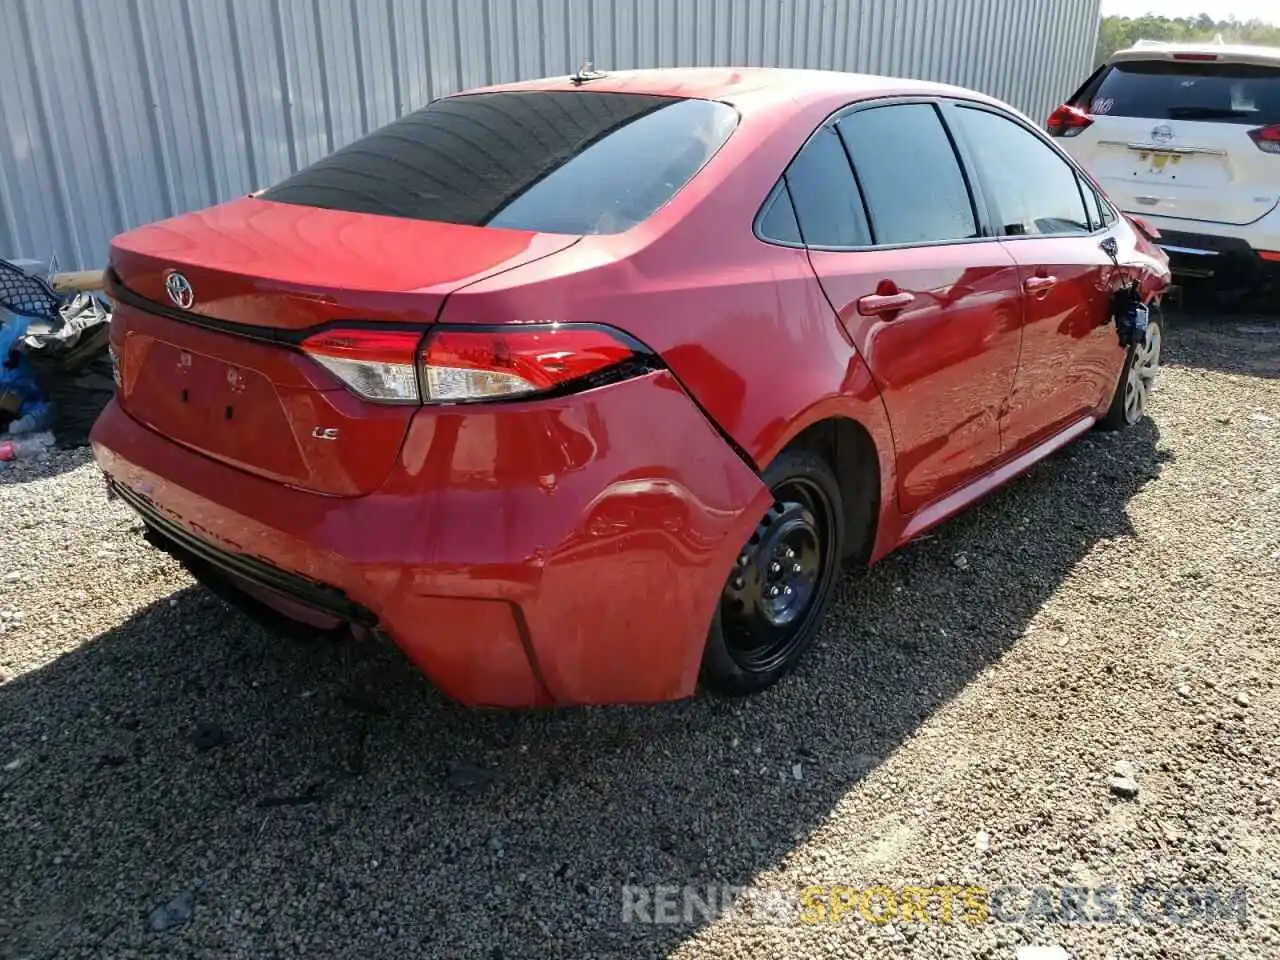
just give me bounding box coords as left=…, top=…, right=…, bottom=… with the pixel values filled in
left=92, top=68, right=1170, bottom=707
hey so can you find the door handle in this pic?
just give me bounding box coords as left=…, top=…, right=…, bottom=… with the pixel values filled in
left=1023, top=275, right=1058, bottom=294
left=856, top=291, right=915, bottom=316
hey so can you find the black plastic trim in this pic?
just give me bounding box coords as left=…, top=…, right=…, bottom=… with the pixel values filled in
left=105, top=268, right=313, bottom=345
left=113, top=480, right=376, bottom=627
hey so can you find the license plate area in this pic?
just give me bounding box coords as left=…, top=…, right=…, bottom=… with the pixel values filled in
left=127, top=336, right=309, bottom=481
left=1133, top=148, right=1183, bottom=176
left=156, top=341, right=278, bottom=430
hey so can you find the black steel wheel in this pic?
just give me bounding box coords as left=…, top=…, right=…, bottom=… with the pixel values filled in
left=700, top=449, right=845, bottom=695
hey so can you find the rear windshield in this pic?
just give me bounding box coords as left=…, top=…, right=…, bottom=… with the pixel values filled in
left=261, top=91, right=738, bottom=235
left=1083, top=60, right=1280, bottom=124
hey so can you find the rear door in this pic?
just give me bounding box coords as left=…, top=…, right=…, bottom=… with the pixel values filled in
left=1065, top=57, right=1280, bottom=226
left=949, top=102, right=1122, bottom=452
left=787, top=101, right=1023, bottom=516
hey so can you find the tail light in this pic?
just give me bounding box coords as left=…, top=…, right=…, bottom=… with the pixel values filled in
left=1248, top=124, right=1280, bottom=154
left=301, top=323, right=652, bottom=405
left=301, top=328, right=423, bottom=403
left=1125, top=213, right=1161, bottom=241
left=1047, top=104, right=1094, bottom=138
left=421, top=325, right=643, bottom=402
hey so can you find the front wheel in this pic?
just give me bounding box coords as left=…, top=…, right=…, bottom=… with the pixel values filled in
left=1100, top=310, right=1163, bottom=430
left=700, top=449, right=845, bottom=696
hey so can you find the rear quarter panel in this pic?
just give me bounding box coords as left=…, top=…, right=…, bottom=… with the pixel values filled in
left=442, top=89, right=904, bottom=558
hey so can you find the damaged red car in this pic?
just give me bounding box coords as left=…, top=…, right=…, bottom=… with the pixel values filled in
left=92, top=68, right=1169, bottom=707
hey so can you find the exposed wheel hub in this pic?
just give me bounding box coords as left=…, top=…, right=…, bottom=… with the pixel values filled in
left=721, top=500, right=822, bottom=668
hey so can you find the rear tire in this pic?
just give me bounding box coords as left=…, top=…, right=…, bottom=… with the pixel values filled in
left=1100, top=311, right=1163, bottom=430
left=700, top=449, right=845, bottom=696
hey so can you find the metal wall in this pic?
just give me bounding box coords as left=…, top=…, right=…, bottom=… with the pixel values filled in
left=0, top=0, right=1101, bottom=270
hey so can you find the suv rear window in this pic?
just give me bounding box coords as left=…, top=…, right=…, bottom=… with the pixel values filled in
left=1083, top=60, right=1280, bottom=124
left=261, top=92, right=738, bottom=235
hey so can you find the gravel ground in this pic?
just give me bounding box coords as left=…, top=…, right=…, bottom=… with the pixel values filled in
left=1, top=309, right=1278, bottom=959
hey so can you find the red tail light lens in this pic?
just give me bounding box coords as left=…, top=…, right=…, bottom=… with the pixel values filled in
left=1125, top=213, right=1162, bottom=241
left=1047, top=104, right=1094, bottom=138
left=1248, top=124, right=1280, bottom=154
left=421, top=324, right=641, bottom=402
left=301, top=328, right=424, bottom=403
left=301, top=323, right=649, bottom=404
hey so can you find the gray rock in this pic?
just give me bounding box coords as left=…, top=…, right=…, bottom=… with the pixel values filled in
left=1109, top=774, right=1140, bottom=799
left=149, top=889, right=195, bottom=933
left=185, top=721, right=227, bottom=752
left=447, top=760, right=495, bottom=792
left=1016, top=946, right=1069, bottom=960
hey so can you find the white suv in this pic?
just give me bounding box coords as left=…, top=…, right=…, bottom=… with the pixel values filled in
left=1052, top=40, right=1280, bottom=291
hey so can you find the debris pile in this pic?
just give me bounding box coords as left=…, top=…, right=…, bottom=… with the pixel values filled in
left=0, top=258, right=113, bottom=459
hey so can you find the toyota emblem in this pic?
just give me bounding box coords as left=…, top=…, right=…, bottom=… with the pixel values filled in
left=1151, top=124, right=1174, bottom=146
left=165, top=271, right=194, bottom=309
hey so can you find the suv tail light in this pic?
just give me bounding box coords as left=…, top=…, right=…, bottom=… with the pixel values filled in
left=1047, top=104, right=1094, bottom=138
left=302, top=323, right=653, bottom=405
left=1248, top=124, right=1280, bottom=154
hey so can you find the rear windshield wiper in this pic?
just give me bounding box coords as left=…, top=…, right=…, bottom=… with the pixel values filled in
left=1165, top=105, right=1255, bottom=120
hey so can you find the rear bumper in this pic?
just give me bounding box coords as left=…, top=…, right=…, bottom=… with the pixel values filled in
left=113, top=479, right=377, bottom=630
left=1129, top=214, right=1280, bottom=284
left=91, top=372, right=770, bottom=707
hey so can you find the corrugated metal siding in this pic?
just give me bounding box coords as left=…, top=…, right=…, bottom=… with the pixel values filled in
left=0, top=0, right=1100, bottom=269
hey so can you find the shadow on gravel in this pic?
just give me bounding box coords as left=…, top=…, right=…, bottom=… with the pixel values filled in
left=0, top=445, right=91, bottom=486
left=0, top=422, right=1169, bottom=958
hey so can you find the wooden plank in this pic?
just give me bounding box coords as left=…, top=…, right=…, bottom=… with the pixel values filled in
left=50, top=270, right=105, bottom=294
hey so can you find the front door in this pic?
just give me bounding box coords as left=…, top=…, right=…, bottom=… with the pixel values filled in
left=947, top=102, right=1123, bottom=453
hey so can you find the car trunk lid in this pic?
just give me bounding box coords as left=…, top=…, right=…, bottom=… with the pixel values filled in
left=109, top=197, right=577, bottom=497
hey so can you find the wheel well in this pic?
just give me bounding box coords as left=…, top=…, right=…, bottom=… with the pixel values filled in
left=779, top=418, right=880, bottom=563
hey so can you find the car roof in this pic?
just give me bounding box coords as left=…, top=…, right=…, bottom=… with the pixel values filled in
left=1110, top=40, right=1280, bottom=67
left=456, top=66, right=1002, bottom=113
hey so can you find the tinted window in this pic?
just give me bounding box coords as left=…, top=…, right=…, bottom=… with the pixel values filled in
left=952, top=107, right=1091, bottom=237
left=1084, top=60, right=1280, bottom=124
left=1099, top=195, right=1117, bottom=226
left=784, top=126, right=871, bottom=247
left=262, top=92, right=737, bottom=235
left=837, top=104, right=977, bottom=245
left=757, top=181, right=802, bottom=244
left=1080, top=176, right=1115, bottom=230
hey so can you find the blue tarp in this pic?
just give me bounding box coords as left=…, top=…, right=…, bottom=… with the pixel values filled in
left=1, top=309, right=46, bottom=420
